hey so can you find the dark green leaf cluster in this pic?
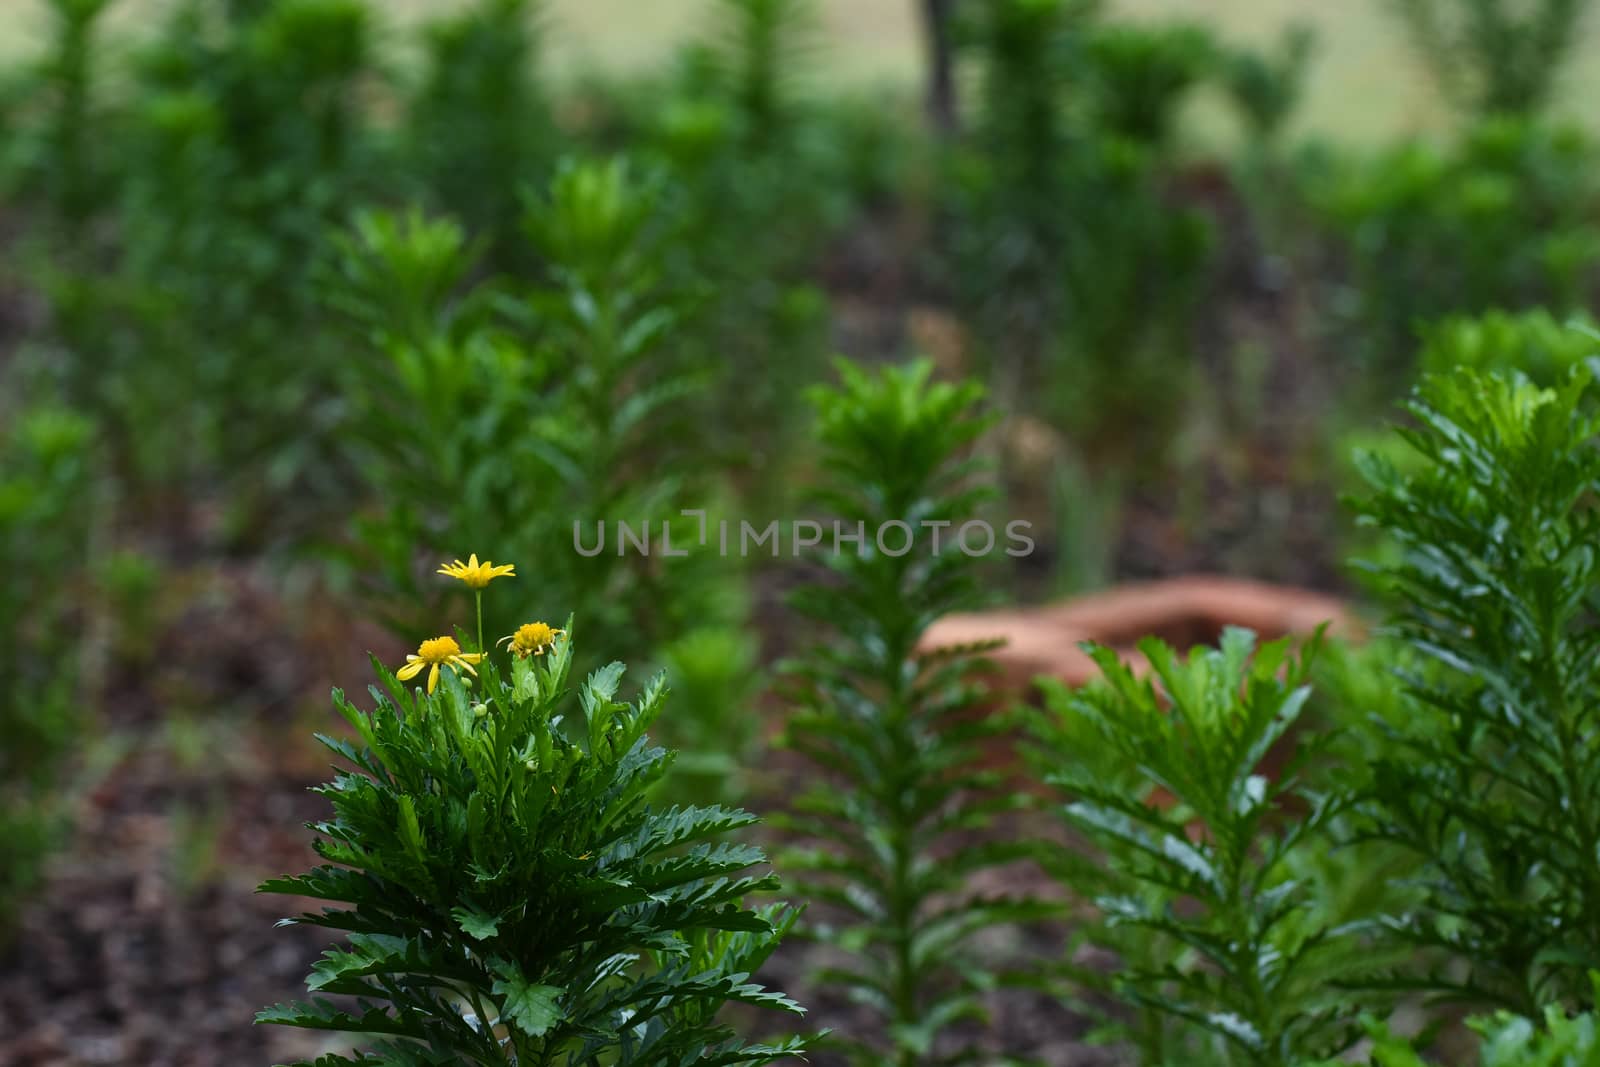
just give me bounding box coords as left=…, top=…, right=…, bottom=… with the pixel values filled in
left=1037, top=629, right=1368, bottom=1067
left=1385, top=0, right=1591, bottom=118
left=408, top=0, right=551, bottom=268
left=259, top=627, right=814, bottom=1065
left=946, top=0, right=1219, bottom=471
left=9, top=0, right=385, bottom=513
left=1350, top=362, right=1600, bottom=1014
left=0, top=398, right=97, bottom=940
left=1221, top=23, right=1316, bottom=147
left=1416, top=309, right=1600, bottom=386
left=778, top=360, right=1048, bottom=1064
left=1311, top=118, right=1600, bottom=396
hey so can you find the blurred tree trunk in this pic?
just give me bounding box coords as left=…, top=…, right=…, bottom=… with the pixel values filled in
left=921, top=0, right=959, bottom=134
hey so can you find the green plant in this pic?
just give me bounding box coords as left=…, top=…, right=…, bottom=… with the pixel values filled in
left=631, top=0, right=847, bottom=488
left=333, top=160, right=744, bottom=674
left=948, top=0, right=1215, bottom=472
left=408, top=0, right=551, bottom=265
left=658, top=626, right=764, bottom=807
left=0, top=398, right=97, bottom=939
left=704, top=0, right=820, bottom=146
left=1223, top=24, right=1316, bottom=249
left=258, top=618, right=816, bottom=1064
left=1416, top=309, right=1600, bottom=383
left=1222, top=24, right=1316, bottom=150
left=1035, top=629, right=1369, bottom=1066
left=1313, top=118, right=1600, bottom=396
left=6, top=0, right=116, bottom=228
left=1082, top=21, right=1218, bottom=151
left=777, top=360, right=1047, bottom=1064
left=1316, top=975, right=1600, bottom=1065
left=1385, top=0, right=1593, bottom=118
left=34, top=0, right=385, bottom=520
left=1349, top=361, right=1600, bottom=1014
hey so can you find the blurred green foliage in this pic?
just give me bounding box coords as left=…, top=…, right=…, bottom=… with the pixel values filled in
left=1385, top=0, right=1593, bottom=119
left=946, top=0, right=1218, bottom=472
left=1321, top=975, right=1600, bottom=1065
left=0, top=396, right=96, bottom=939
left=1312, top=118, right=1600, bottom=397
left=331, top=161, right=745, bottom=665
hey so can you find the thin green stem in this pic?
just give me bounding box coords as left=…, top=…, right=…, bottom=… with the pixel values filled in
left=476, top=590, right=484, bottom=656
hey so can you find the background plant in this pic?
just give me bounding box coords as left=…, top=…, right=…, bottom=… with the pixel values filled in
left=407, top=0, right=552, bottom=268
left=332, top=160, right=744, bottom=665
left=1034, top=629, right=1372, bottom=1066
left=17, top=0, right=388, bottom=531
left=0, top=394, right=97, bottom=940
left=944, top=0, right=1222, bottom=591
left=1312, top=118, right=1600, bottom=398
left=776, top=359, right=1048, bottom=1064
left=1384, top=0, right=1593, bottom=118
left=259, top=621, right=815, bottom=1064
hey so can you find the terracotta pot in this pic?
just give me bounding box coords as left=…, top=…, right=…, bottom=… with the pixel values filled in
left=920, top=575, right=1361, bottom=789
left=925, top=575, right=1357, bottom=698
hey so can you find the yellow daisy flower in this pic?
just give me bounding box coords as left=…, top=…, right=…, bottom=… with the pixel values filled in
left=497, top=621, right=565, bottom=659
left=397, top=636, right=487, bottom=694
left=437, top=554, right=516, bottom=589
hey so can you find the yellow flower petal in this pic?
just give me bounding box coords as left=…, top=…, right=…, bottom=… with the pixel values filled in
left=427, top=662, right=441, bottom=694
left=397, top=661, right=424, bottom=681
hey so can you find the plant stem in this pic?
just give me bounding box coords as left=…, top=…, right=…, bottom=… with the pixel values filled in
left=476, top=590, right=484, bottom=655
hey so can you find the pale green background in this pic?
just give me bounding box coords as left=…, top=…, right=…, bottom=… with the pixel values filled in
left=4, top=0, right=1597, bottom=141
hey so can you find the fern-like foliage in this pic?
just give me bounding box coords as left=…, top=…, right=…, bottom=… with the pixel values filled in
left=1350, top=361, right=1600, bottom=1014
left=1036, top=628, right=1368, bottom=1066
left=259, top=625, right=815, bottom=1065
left=776, top=360, right=1048, bottom=1065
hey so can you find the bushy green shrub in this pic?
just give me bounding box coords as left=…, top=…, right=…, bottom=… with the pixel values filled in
left=259, top=616, right=816, bottom=1063
left=1222, top=23, right=1316, bottom=150
left=1385, top=0, right=1593, bottom=118
left=1313, top=118, right=1600, bottom=395
left=333, top=160, right=742, bottom=660
left=32, top=0, right=385, bottom=517
left=1416, top=309, right=1600, bottom=383
left=947, top=0, right=1215, bottom=472
left=0, top=398, right=97, bottom=938
left=3, top=0, right=115, bottom=226
left=1350, top=361, right=1600, bottom=1014
left=1035, top=629, right=1371, bottom=1066
left=776, top=360, right=1047, bottom=1064
left=626, top=0, right=862, bottom=485
left=407, top=0, right=551, bottom=265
